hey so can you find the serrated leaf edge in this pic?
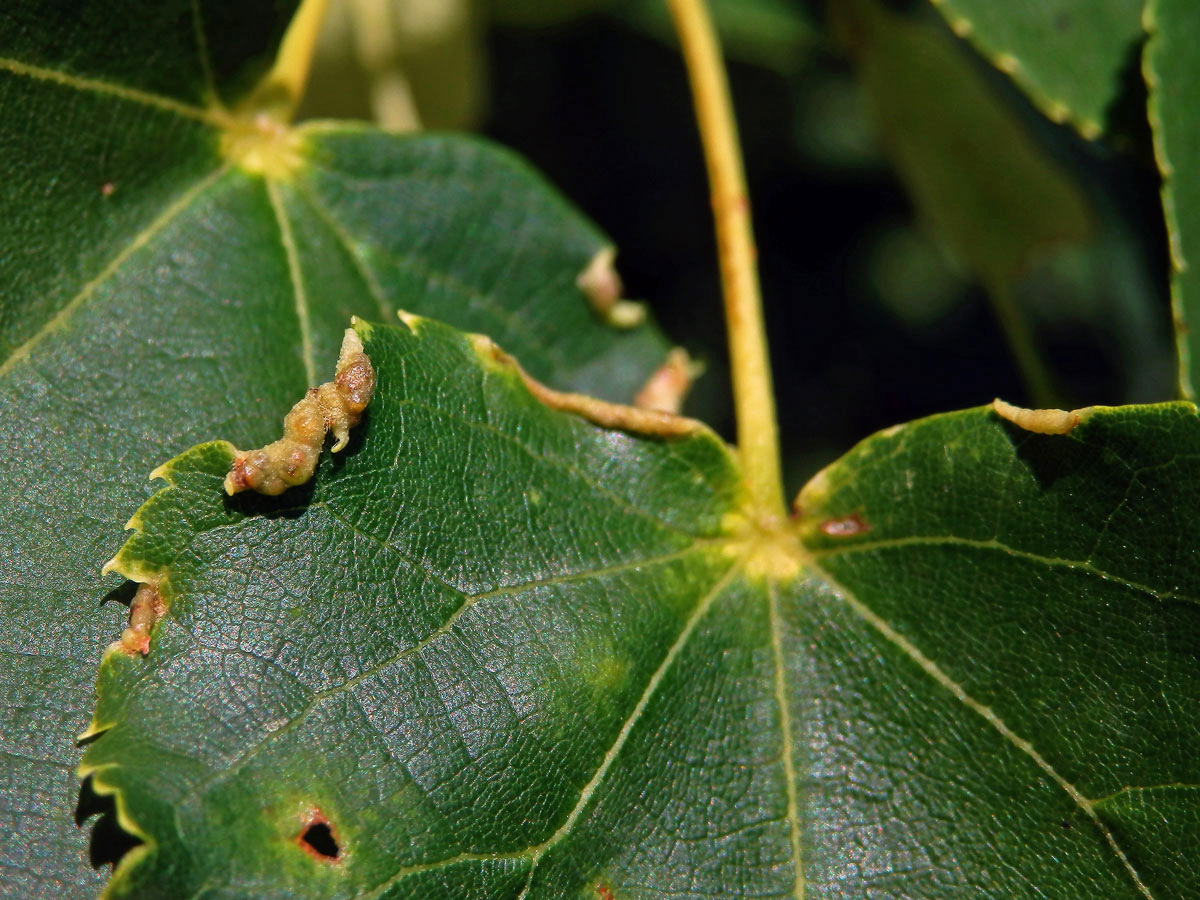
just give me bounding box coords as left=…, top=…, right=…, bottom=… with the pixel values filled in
left=929, top=0, right=1110, bottom=140
left=78, top=316, right=758, bottom=897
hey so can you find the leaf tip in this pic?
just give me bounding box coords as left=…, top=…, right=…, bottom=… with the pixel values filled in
left=350, top=315, right=374, bottom=340
left=396, top=309, right=423, bottom=333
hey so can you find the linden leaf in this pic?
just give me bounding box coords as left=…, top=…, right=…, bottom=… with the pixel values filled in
left=0, top=3, right=667, bottom=894
left=84, top=319, right=1199, bottom=899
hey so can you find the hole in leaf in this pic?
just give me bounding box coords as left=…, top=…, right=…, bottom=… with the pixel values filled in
left=298, top=812, right=341, bottom=862
left=99, top=579, right=138, bottom=611
left=75, top=776, right=143, bottom=869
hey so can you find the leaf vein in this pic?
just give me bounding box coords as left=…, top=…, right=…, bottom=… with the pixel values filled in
left=811, top=535, right=1199, bottom=605
left=299, top=157, right=574, bottom=375
left=0, top=55, right=216, bottom=123
left=266, top=179, right=317, bottom=387
left=171, top=544, right=717, bottom=821
left=0, top=164, right=231, bottom=378
left=288, top=180, right=393, bottom=321
left=767, top=580, right=806, bottom=900
left=810, top=558, right=1158, bottom=900
left=513, top=559, right=745, bottom=900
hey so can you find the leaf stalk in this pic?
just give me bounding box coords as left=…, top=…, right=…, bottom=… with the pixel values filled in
left=665, top=0, right=786, bottom=522
left=244, top=0, right=331, bottom=120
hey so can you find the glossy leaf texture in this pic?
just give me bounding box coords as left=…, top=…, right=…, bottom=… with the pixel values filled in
left=1, top=3, right=298, bottom=895
left=928, top=0, right=1143, bottom=139
left=1145, top=0, right=1200, bottom=398
left=87, top=318, right=1199, bottom=899
left=0, top=3, right=667, bottom=895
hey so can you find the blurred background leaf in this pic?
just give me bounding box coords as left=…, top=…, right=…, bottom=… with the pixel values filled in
left=830, top=0, right=1172, bottom=407
left=1145, top=0, right=1200, bottom=398
left=928, top=0, right=1144, bottom=138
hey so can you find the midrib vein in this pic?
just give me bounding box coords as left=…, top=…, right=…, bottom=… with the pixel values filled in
left=290, top=179, right=393, bottom=320
left=0, top=164, right=231, bottom=379
left=810, top=558, right=1156, bottom=900
left=266, top=180, right=316, bottom=387
left=0, top=56, right=217, bottom=123
left=768, top=580, right=805, bottom=900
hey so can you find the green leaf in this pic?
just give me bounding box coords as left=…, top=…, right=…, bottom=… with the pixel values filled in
left=831, top=0, right=1093, bottom=291
left=796, top=401, right=1200, bottom=899
left=0, top=4, right=667, bottom=894
left=1145, top=0, right=1200, bottom=398
left=831, top=0, right=1098, bottom=405
left=2, top=4, right=298, bottom=895
left=928, top=0, right=1144, bottom=138
left=85, top=318, right=1198, bottom=898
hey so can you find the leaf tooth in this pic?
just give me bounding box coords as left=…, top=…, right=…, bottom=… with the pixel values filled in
left=396, top=308, right=424, bottom=333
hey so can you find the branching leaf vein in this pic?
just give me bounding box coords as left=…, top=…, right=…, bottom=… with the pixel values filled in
left=809, top=559, right=1157, bottom=900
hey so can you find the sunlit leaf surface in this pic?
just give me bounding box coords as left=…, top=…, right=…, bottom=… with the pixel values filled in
left=0, top=3, right=665, bottom=895
left=86, top=319, right=1199, bottom=899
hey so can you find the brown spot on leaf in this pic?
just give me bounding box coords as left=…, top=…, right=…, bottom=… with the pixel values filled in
left=820, top=513, right=871, bottom=537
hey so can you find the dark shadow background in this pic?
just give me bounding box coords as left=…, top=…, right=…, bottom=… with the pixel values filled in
left=481, top=6, right=1173, bottom=497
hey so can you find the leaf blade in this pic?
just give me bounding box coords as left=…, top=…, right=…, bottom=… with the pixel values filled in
left=1146, top=0, right=1200, bottom=397
left=798, top=402, right=1200, bottom=897
left=85, top=318, right=743, bottom=898
left=0, top=14, right=673, bottom=892
left=84, top=321, right=1199, bottom=899
left=929, top=0, right=1144, bottom=137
